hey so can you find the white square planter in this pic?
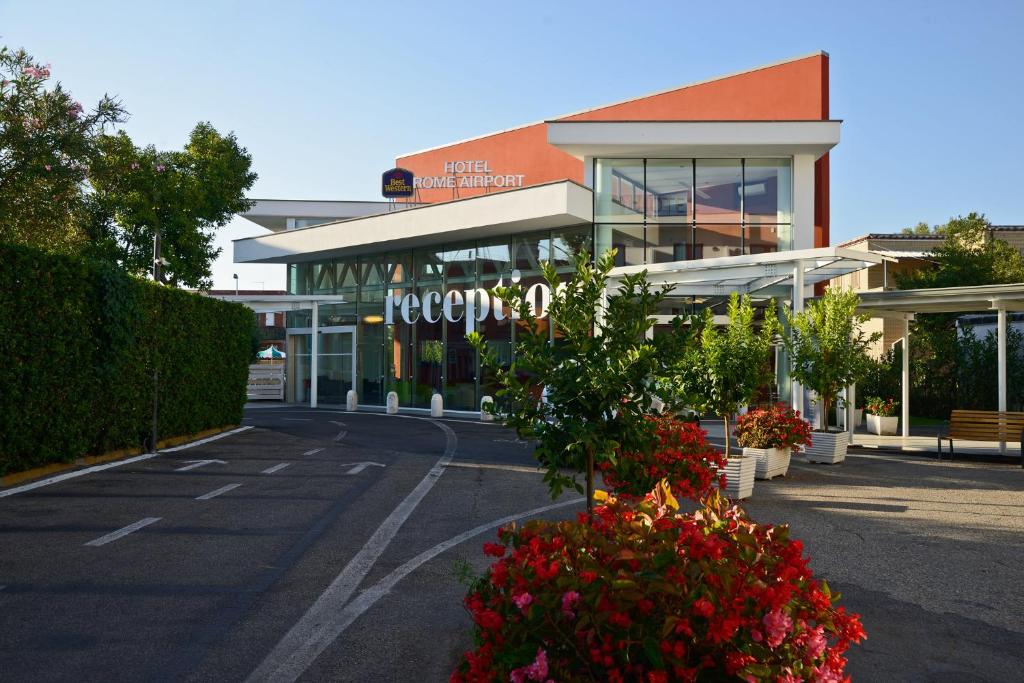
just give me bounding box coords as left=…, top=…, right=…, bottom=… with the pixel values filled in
left=723, top=454, right=756, bottom=499
left=804, top=430, right=849, bottom=464
left=866, top=413, right=899, bottom=435
left=745, top=446, right=792, bottom=480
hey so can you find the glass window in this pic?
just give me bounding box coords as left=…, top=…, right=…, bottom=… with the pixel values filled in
left=646, top=224, right=693, bottom=264
left=595, top=159, right=645, bottom=223
left=414, top=248, right=444, bottom=283
left=476, top=238, right=512, bottom=282
left=442, top=244, right=476, bottom=281
left=551, top=225, right=593, bottom=272
left=335, top=259, right=360, bottom=290
left=694, top=225, right=743, bottom=260
left=386, top=284, right=414, bottom=406
left=415, top=283, right=443, bottom=408
left=744, top=159, right=792, bottom=225
left=596, top=224, right=645, bottom=267
left=512, top=232, right=549, bottom=274
left=695, top=160, right=742, bottom=223
left=746, top=224, right=790, bottom=255
left=387, top=252, right=413, bottom=284
left=645, top=159, right=693, bottom=223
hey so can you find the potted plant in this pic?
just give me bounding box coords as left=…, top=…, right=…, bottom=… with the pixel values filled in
left=667, top=293, right=779, bottom=499
left=865, top=396, right=899, bottom=435
left=784, top=288, right=879, bottom=464
left=735, top=403, right=813, bottom=479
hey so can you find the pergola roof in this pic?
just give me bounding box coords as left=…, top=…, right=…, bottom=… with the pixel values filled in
left=854, top=283, right=1024, bottom=316
left=206, top=294, right=345, bottom=314
left=607, top=247, right=889, bottom=297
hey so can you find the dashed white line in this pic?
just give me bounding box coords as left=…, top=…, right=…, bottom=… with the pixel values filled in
left=195, top=483, right=241, bottom=500
left=302, top=448, right=323, bottom=456
left=283, top=418, right=312, bottom=422
left=261, top=463, right=290, bottom=474
left=84, top=517, right=162, bottom=547
left=245, top=419, right=458, bottom=683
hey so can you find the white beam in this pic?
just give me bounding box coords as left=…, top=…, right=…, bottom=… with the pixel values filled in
left=997, top=305, right=1007, bottom=453
left=902, top=317, right=910, bottom=439
left=311, top=301, right=319, bottom=409
left=792, top=262, right=805, bottom=416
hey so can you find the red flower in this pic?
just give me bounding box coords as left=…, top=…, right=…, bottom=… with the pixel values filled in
left=693, top=597, right=715, bottom=618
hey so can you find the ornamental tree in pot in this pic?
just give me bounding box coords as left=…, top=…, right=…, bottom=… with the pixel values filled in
left=666, top=293, right=778, bottom=498
left=734, top=403, right=813, bottom=479
left=865, top=396, right=900, bottom=435
left=783, top=288, right=880, bottom=464
left=469, top=249, right=690, bottom=511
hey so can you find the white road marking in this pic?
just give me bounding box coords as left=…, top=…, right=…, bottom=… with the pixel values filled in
left=282, top=418, right=312, bottom=422
left=174, top=459, right=226, bottom=472
left=246, top=419, right=458, bottom=683
left=84, top=517, right=162, bottom=547
left=329, top=420, right=347, bottom=428
left=333, top=430, right=348, bottom=442
left=302, top=448, right=324, bottom=456
left=195, top=483, right=241, bottom=500
left=261, top=463, right=291, bottom=474
left=0, top=427, right=252, bottom=498
left=342, top=462, right=386, bottom=476
left=248, top=497, right=583, bottom=683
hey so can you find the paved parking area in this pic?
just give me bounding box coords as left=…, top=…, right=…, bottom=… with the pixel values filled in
left=0, top=409, right=1021, bottom=681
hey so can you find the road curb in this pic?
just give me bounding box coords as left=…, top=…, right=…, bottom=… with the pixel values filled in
left=0, top=424, right=241, bottom=489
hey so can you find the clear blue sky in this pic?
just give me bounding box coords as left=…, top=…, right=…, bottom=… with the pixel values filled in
left=3, top=0, right=1022, bottom=289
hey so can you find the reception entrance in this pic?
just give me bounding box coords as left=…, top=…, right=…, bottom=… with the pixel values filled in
left=288, top=325, right=356, bottom=405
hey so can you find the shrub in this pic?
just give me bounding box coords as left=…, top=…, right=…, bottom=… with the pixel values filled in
left=864, top=397, right=899, bottom=417
left=453, top=484, right=866, bottom=683
left=0, top=243, right=254, bottom=474
left=735, top=404, right=813, bottom=451
left=598, top=415, right=726, bottom=501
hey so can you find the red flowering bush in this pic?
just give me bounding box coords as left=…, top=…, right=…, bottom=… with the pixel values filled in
left=864, top=396, right=898, bottom=417
left=735, top=404, right=813, bottom=451
left=453, top=484, right=865, bottom=683
left=598, top=415, right=726, bottom=501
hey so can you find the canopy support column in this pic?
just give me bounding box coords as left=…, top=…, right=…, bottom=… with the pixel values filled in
left=311, top=301, right=319, bottom=409
left=901, top=316, right=910, bottom=438
left=997, top=305, right=1007, bottom=454
left=791, top=262, right=805, bottom=417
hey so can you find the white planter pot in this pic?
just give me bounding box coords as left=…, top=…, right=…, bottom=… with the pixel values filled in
left=744, top=446, right=792, bottom=480
left=853, top=408, right=864, bottom=428
left=866, top=413, right=899, bottom=435
left=804, top=430, right=849, bottom=464
left=723, top=454, right=756, bottom=499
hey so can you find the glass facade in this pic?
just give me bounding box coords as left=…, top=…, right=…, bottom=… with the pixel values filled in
left=286, top=225, right=592, bottom=411
left=594, top=158, right=793, bottom=265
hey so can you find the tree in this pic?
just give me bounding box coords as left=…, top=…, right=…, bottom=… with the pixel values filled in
left=901, top=221, right=933, bottom=236
left=668, top=293, right=778, bottom=457
left=0, top=46, right=125, bottom=250
left=784, top=288, right=879, bottom=431
left=468, top=249, right=687, bottom=511
left=86, top=124, right=256, bottom=288
left=898, top=212, right=1024, bottom=289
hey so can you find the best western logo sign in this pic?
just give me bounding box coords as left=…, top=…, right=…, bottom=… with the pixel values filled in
left=413, top=160, right=525, bottom=191
left=382, top=168, right=415, bottom=198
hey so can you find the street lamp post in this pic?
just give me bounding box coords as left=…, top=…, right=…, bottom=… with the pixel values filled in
left=233, top=273, right=239, bottom=295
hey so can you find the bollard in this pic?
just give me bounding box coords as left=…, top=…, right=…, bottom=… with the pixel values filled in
left=650, top=396, right=664, bottom=414
left=386, top=391, right=399, bottom=415
left=480, top=395, right=494, bottom=422
left=430, top=393, right=443, bottom=418
left=346, top=389, right=358, bottom=412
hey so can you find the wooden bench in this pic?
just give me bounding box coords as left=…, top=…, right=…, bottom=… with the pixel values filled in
left=938, top=410, right=1024, bottom=465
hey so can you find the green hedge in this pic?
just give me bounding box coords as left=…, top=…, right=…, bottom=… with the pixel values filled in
left=0, top=244, right=255, bottom=475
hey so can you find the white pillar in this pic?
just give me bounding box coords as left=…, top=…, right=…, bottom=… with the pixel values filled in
left=791, top=262, right=805, bottom=416
left=901, top=317, right=910, bottom=439
left=480, top=396, right=494, bottom=422
left=791, top=154, right=816, bottom=251
left=310, top=301, right=319, bottom=409
left=997, top=306, right=1007, bottom=453
left=847, top=383, right=857, bottom=437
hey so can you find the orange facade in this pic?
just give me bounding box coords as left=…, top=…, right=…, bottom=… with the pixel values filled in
left=396, top=53, right=830, bottom=247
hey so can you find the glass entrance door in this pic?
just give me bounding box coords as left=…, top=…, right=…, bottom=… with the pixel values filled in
left=287, top=326, right=356, bottom=405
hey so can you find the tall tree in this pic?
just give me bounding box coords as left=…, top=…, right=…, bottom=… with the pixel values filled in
left=0, top=46, right=125, bottom=250
left=87, top=124, right=256, bottom=288
left=668, top=293, right=778, bottom=457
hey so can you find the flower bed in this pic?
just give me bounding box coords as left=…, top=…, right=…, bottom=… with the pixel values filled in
left=452, top=484, right=866, bottom=682
left=864, top=397, right=898, bottom=417
left=598, top=415, right=726, bottom=501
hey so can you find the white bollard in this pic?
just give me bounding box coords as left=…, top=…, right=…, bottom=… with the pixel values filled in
left=650, top=396, right=664, bottom=414
left=346, top=389, right=358, bottom=412
left=480, top=396, right=494, bottom=422
left=430, top=393, right=444, bottom=418
left=386, top=391, right=399, bottom=415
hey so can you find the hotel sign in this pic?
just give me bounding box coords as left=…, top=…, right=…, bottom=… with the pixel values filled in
left=413, top=160, right=525, bottom=191
left=382, top=167, right=415, bottom=198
